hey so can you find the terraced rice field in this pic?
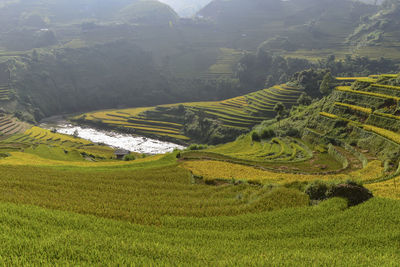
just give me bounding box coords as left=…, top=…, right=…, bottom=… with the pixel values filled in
left=200, top=48, right=243, bottom=80
left=204, top=135, right=311, bottom=162
left=312, top=74, right=400, bottom=183
left=77, top=84, right=304, bottom=143
left=180, top=135, right=368, bottom=175
left=182, top=159, right=383, bottom=184
left=0, top=115, right=28, bottom=136
left=1, top=76, right=400, bottom=263
left=2, top=126, right=116, bottom=159
left=0, top=84, right=12, bottom=101
left=326, top=75, right=400, bottom=138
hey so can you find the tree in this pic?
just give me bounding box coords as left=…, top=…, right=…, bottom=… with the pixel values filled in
left=31, top=49, right=39, bottom=62
left=320, top=72, right=336, bottom=95
left=274, top=102, right=286, bottom=127
left=297, top=92, right=312, bottom=106
left=274, top=102, right=285, bottom=115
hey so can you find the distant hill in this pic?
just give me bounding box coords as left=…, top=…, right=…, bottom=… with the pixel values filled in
left=197, top=0, right=378, bottom=50
left=1, top=0, right=400, bottom=123
left=347, top=0, right=400, bottom=58
left=119, top=0, right=178, bottom=25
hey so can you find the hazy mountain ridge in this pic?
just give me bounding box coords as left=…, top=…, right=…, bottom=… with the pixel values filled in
left=0, top=0, right=399, bottom=121
left=347, top=0, right=400, bottom=47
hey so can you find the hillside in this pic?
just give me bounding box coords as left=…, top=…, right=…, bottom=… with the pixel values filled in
left=198, top=0, right=378, bottom=51
left=74, top=83, right=304, bottom=144
left=2, top=0, right=400, bottom=264
left=0, top=75, right=400, bottom=264
left=1, top=0, right=400, bottom=123
left=347, top=0, right=400, bottom=59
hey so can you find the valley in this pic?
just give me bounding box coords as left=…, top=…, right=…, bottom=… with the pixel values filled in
left=1, top=0, right=400, bottom=265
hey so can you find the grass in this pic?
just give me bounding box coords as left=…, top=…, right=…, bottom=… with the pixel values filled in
left=362, top=125, right=400, bottom=145
left=367, top=177, right=400, bottom=200
left=0, top=153, right=310, bottom=226
left=371, top=83, right=400, bottom=91
left=182, top=137, right=350, bottom=174
left=1, top=197, right=400, bottom=265
left=334, top=102, right=372, bottom=114
left=181, top=159, right=383, bottom=184
left=336, top=86, right=400, bottom=101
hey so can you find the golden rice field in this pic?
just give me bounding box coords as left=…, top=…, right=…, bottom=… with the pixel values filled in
left=336, top=86, right=400, bottom=101
left=334, top=102, right=372, bottom=114
left=367, top=177, right=400, bottom=200
left=371, top=83, right=400, bottom=91
left=363, top=125, right=400, bottom=144
left=319, top=112, right=339, bottom=119
left=0, top=151, right=163, bottom=167
left=25, top=126, right=91, bottom=146
left=181, top=159, right=384, bottom=184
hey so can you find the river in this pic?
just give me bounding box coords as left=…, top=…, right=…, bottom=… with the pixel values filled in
left=40, top=122, right=185, bottom=154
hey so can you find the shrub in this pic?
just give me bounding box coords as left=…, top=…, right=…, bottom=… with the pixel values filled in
left=285, top=127, right=300, bottom=137
left=261, top=128, right=275, bottom=139
left=123, top=154, right=136, bottom=161
left=305, top=180, right=373, bottom=206
left=305, top=180, right=330, bottom=200
left=188, top=144, right=208, bottom=151
left=326, top=181, right=373, bottom=207
left=251, top=131, right=260, bottom=142
left=0, top=152, right=10, bottom=159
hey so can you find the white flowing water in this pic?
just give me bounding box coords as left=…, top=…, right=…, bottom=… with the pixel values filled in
left=41, top=123, right=185, bottom=154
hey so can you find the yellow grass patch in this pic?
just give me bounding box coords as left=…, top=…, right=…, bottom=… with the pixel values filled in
left=363, top=125, right=400, bottom=144
left=334, top=102, right=372, bottom=114
left=181, top=160, right=383, bottom=184
left=336, top=86, right=400, bottom=101
left=319, top=112, right=339, bottom=119
left=367, top=177, right=400, bottom=200
left=25, top=127, right=91, bottom=145
left=0, top=152, right=164, bottom=167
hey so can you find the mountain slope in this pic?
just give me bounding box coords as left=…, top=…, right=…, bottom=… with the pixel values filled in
left=347, top=0, right=400, bottom=59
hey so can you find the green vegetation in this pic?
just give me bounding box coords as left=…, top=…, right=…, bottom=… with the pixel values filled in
left=1, top=74, right=400, bottom=264
left=1, top=197, right=400, bottom=265
left=2, top=0, right=400, bottom=263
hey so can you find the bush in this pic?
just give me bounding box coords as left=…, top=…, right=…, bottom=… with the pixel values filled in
left=305, top=180, right=330, bottom=200
left=326, top=181, right=373, bottom=207
left=261, top=128, right=275, bottom=139
left=123, top=154, right=136, bottom=161
left=188, top=144, right=208, bottom=151
left=285, top=127, right=300, bottom=137
left=0, top=152, right=10, bottom=159
left=251, top=131, right=260, bottom=142
left=305, top=180, right=373, bottom=206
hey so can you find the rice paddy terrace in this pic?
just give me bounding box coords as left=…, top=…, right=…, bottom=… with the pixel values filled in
left=75, top=83, right=304, bottom=144
left=0, top=114, right=28, bottom=138
left=316, top=74, right=400, bottom=158
left=294, top=74, right=400, bottom=192
left=200, top=48, right=243, bottom=80
left=0, top=83, right=12, bottom=102
left=0, top=125, right=115, bottom=161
